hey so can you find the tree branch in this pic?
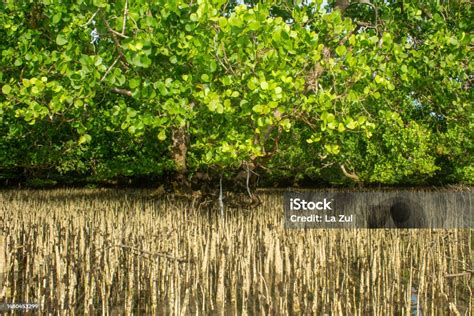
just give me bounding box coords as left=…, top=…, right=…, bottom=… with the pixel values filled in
left=122, top=0, right=128, bottom=35
left=103, top=18, right=129, bottom=68
left=111, top=87, right=132, bottom=97
left=444, top=272, right=472, bottom=278
left=340, top=164, right=360, bottom=182
left=81, top=9, right=100, bottom=27
left=101, top=55, right=120, bottom=82
left=108, top=27, right=129, bottom=39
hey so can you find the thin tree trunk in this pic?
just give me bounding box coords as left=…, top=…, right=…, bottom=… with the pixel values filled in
left=171, top=125, right=190, bottom=191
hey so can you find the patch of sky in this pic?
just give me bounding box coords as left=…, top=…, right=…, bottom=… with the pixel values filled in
left=409, top=93, right=445, bottom=121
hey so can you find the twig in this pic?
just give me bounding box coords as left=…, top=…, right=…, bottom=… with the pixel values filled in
left=321, top=161, right=335, bottom=169
left=112, top=243, right=191, bottom=263
left=351, top=2, right=379, bottom=32
left=109, top=27, right=129, bottom=39
left=212, top=27, right=236, bottom=76
left=111, top=87, right=132, bottom=97
left=338, top=28, right=356, bottom=46
left=444, top=272, right=472, bottom=278
left=122, top=0, right=128, bottom=35
left=103, top=18, right=129, bottom=67
left=340, top=164, right=360, bottom=183
left=220, top=42, right=237, bottom=76
left=100, top=56, right=120, bottom=82
left=214, top=37, right=230, bottom=74
left=81, top=9, right=100, bottom=27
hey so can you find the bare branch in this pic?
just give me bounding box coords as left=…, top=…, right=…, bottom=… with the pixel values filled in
left=81, top=9, right=99, bottom=27
left=111, top=87, right=132, bottom=97
left=444, top=272, right=472, bottom=278
left=109, top=27, right=129, bottom=39
left=340, top=164, right=360, bottom=182
left=122, top=0, right=128, bottom=35
left=212, top=28, right=236, bottom=76
left=103, top=18, right=130, bottom=68
left=100, top=56, right=120, bottom=82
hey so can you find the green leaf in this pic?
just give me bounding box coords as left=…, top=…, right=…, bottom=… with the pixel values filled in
left=229, top=15, right=243, bottom=28
left=321, top=112, right=335, bottom=123
left=272, top=29, right=281, bottom=42
left=252, top=104, right=263, bottom=113
left=335, top=45, right=346, bottom=56
left=78, top=134, right=92, bottom=145
left=158, top=130, right=166, bottom=141
left=338, top=122, right=346, bottom=132
left=208, top=96, right=220, bottom=112
left=128, top=125, right=136, bottom=134
left=260, top=81, right=269, bottom=90
left=327, top=122, right=337, bottom=130
left=140, top=56, right=152, bottom=68
left=247, top=80, right=257, bottom=90
left=280, top=118, right=291, bottom=131
left=349, top=34, right=356, bottom=46
left=56, top=34, right=67, bottom=46
left=155, top=82, right=168, bottom=96
left=2, top=84, right=12, bottom=95
left=248, top=20, right=260, bottom=31
left=382, top=32, right=392, bottom=46
left=218, top=17, right=228, bottom=29
left=346, top=119, right=357, bottom=129
left=129, top=78, right=141, bottom=89
left=52, top=13, right=62, bottom=25
left=325, top=144, right=340, bottom=155
left=357, top=116, right=367, bottom=125
left=74, top=99, right=83, bottom=108
left=209, top=60, right=217, bottom=73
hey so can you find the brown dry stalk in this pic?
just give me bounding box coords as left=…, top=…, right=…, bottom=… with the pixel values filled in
left=0, top=189, right=471, bottom=314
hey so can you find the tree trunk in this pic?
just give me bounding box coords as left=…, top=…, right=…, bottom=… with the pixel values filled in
left=171, top=125, right=189, bottom=191
left=334, top=0, right=350, bottom=12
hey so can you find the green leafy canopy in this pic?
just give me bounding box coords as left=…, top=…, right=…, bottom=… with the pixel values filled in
left=0, top=0, right=472, bottom=185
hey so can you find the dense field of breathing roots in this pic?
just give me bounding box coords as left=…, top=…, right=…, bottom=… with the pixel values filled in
left=0, top=189, right=472, bottom=315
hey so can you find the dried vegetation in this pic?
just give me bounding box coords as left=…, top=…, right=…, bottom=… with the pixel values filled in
left=0, top=189, right=472, bottom=314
